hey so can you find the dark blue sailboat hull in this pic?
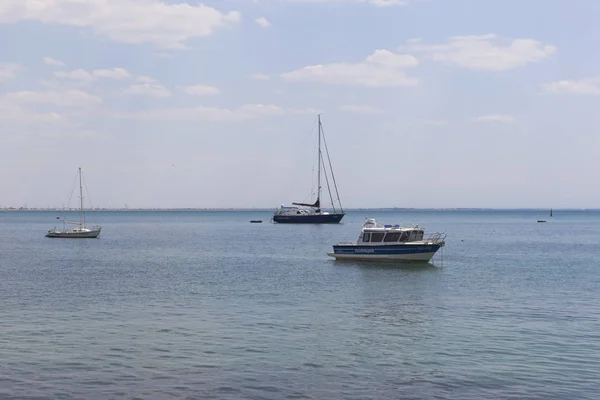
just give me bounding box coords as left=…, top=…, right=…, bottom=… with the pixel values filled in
left=273, top=213, right=345, bottom=224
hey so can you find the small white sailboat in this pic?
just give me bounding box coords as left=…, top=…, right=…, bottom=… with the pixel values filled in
left=46, top=167, right=102, bottom=239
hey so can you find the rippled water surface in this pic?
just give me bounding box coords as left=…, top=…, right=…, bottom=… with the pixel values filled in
left=1, top=209, right=599, bottom=399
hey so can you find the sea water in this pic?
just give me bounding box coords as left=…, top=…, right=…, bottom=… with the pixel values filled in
left=0, top=209, right=599, bottom=399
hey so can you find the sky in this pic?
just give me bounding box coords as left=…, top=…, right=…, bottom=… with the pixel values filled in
left=1, top=0, right=600, bottom=209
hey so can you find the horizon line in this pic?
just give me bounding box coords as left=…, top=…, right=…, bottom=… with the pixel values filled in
left=1, top=207, right=596, bottom=211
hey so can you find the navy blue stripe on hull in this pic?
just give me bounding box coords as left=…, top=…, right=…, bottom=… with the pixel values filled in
left=333, top=244, right=441, bottom=255
left=273, top=213, right=345, bottom=224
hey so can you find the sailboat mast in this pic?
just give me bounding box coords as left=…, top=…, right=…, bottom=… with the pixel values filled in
left=320, top=119, right=343, bottom=214
left=317, top=114, right=322, bottom=207
left=78, top=167, right=85, bottom=228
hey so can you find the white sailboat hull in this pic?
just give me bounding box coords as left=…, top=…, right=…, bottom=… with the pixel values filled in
left=46, top=227, right=102, bottom=238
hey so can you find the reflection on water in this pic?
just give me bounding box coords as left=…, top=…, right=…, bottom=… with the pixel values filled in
left=332, top=259, right=440, bottom=271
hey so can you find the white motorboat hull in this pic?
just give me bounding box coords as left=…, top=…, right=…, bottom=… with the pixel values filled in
left=328, top=241, right=443, bottom=262
left=327, top=251, right=438, bottom=262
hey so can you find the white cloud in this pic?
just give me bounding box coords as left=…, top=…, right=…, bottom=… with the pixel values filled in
left=282, top=49, right=419, bottom=86
left=250, top=73, right=271, bottom=81
left=0, top=63, right=22, bottom=81
left=474, top=114, right=515, bottom=123
left=122, top=84, right=171, bottom=98
left=185, top=84, right=220, bottom=96
left=282, top=0, right=409, bottom=6
left=128, top=104, right=316, bottom=122
left=93, top=68, right=130, bottom=79
left=136, top=76, right=157, bottom=84
left=405, top=34, right=556, bottom=71
left=0, top=98, right=69, bottom=125
left=43, top=57, right=65, bottom=67
left=338, top=104, right=382, bottom=114
left=255, top=17, right=271, bottom=28
left=55, top=68, right=131, bottom=82
left=54, top=69, right=94, bottom=81
left=0, top=0, right=241, bottom=49
left=6, top=90, right=102, bottom=107
left=406, top=37, right=423, bottom=44
left=541, top=78, right=600, bottom=95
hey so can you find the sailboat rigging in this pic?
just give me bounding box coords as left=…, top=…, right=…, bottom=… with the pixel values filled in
left=46, top=167, right=102, bottom=238
left=273, top=115, right=345, bottom=224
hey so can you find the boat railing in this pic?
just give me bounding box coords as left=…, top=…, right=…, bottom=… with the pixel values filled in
left=338, top=232, right=447, bottom=246
left=424, top=232, right=446, bottom=245
left=363, top=219, right=421, bottom=230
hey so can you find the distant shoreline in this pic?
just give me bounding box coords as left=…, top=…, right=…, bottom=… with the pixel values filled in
left=1, top=208, right=597, bottom=212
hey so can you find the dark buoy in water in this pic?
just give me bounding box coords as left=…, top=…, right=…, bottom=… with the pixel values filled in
left=537, top=220, right=546, bottom=223
left=250, top=220, right=262, bottom=223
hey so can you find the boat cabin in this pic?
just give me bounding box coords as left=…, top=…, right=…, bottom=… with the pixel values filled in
left=275, top=205, right=329, bottom=216
left=360, top=227, right=424, bottom=243
left=276, top=205, right=309, bottom=215
left=358, top=219, right=425, bottom=244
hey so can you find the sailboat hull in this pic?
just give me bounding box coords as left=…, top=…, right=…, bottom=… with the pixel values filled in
left=273, top=213, right=345, bottom=224
left=46, top=228, right=102, bottom=238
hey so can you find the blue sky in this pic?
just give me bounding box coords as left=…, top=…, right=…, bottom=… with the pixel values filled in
left=1, top=0, right=599, bottom=208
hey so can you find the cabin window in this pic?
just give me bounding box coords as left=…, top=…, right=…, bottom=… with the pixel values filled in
left=370, top=232, right=385, bottom=242
left=415, top=231, right=424, bottom=241
left=408, top=231, right=417, bottom=242
left=399, top=231, right=410, bottom=242
left=362, top=232, right=371, bottom=242
left=383, top=232, right=401, bottom=242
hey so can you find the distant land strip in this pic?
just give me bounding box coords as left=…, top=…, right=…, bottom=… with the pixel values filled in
left=1, top=207, right=597, bottom=212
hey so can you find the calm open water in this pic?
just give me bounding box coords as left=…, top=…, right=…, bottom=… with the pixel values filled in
left=1, top=209, right=599, bottom=399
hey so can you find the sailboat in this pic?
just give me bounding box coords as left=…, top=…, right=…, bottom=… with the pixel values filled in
left=273, top=115, right=345, bottom=224
left=46, top=167, right=102, bottom=238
